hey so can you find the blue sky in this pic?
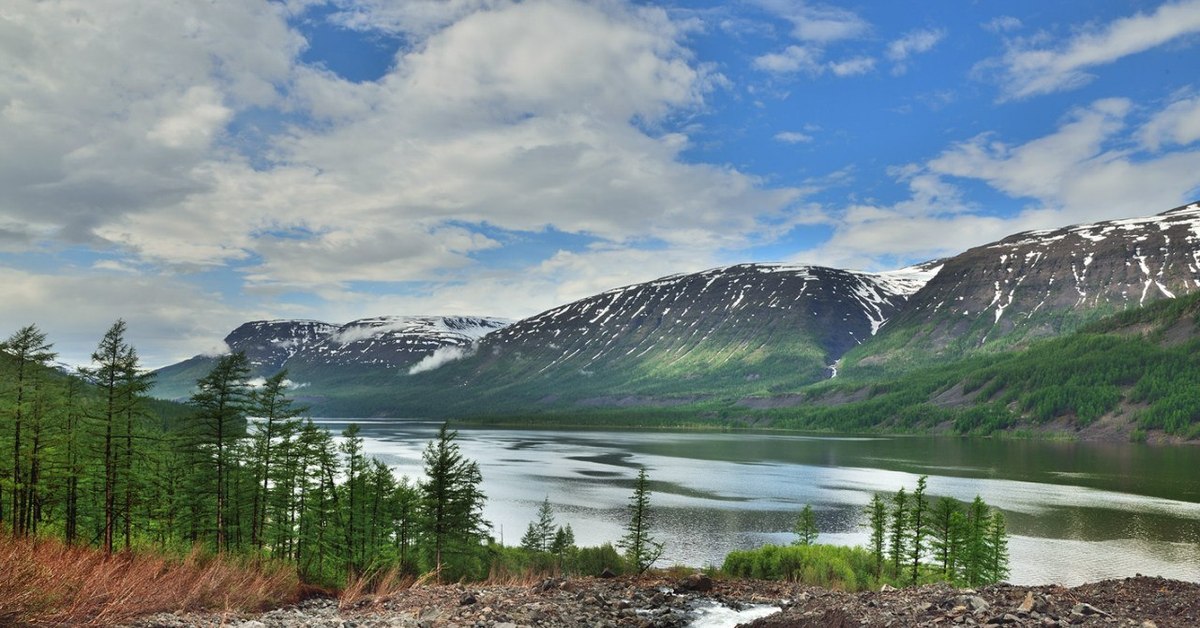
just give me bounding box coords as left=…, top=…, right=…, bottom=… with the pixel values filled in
left=2, top=0, right=1200, bottom=367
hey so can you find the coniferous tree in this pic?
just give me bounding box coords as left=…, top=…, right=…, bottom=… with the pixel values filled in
left=248, top=371, right=304, bottom=550
left=392, top=475, right=421, bottom=574
left=961, top=496, right=991, bottom=586
left=929, top=496, right=962, bottom=577
left=79, top=320, right=140, bottom=554
left=888, top=487, right=908, bottom=577
left=521, top=496, right=556, bottom=553
left=188, top=352, right=251, bottom=552
left=1, top=324, right=56, bottom=535
left=419, top=423, right=487, bottom=581
left=792, top=503, right=819, bottom=546
left=865, top=493, right=887, bottom=578
left=551, top=523, right=576, bottom=565
left=618, top=467, right=665, bottom=575
left=908, top=475, right=929, bottom=584
left=984, top=510, right=1010, bottom=584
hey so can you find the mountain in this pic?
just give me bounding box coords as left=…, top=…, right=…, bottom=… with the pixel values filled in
left=151, top=316, right=510, bottom=401
left=842, top=202, right=1200, bottom=374
left=405, top=263, right=940, bottom=412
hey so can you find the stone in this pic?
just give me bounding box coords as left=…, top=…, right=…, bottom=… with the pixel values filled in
left=1071, top=603, right=1109, bottom=617
left=1018, top=592, right=1035, bottom=613
left=674, top=573, right=714, bottom=593
left=599, top=568, right=617, bottom=579
left=459, top=593, right=477, bottom=606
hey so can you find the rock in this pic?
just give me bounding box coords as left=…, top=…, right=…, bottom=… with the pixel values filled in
left=459, top=593, right=477, bottom=606
left=1018, top=591, right=1035, bottom=613
left=1141, top=621, right=1157, bottom=628
left=675, top=573, right=714, bottom=593
left=599, top=568, right=617, bottom=579
left=1071, top=602, right=1109, bottom=617
left=880, top=584, right=897, bottom=592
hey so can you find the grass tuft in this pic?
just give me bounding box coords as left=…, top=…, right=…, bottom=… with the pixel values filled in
left=0, top=533, right=300, bottom=626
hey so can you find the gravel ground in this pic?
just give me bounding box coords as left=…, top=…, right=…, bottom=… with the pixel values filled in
left=126, top=575, right=1199, bottom=628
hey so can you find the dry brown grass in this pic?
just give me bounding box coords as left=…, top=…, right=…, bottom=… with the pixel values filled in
left=337, top=567, right=416, bottom=610
left=0, top=533, right=300, bottom=626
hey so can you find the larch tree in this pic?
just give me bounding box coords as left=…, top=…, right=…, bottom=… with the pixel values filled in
left=792, top=503, right=819, bottom=546
left=188, top=351, right=251, bottom=552
left=0, top=324, right=56, bottom=536
left=618, top=467, right=665, bottom=575
left=419, top=423, right=488, bottom=581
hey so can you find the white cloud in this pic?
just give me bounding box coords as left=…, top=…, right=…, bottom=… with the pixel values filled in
left=886, top=28, right=944, bottom=74
left=793, top=96, right=1200, bottom=271
left=986, top=0, right=1200, bottom=99
left=408, top=345, right=474, bottom=374
left=982, top=16, right=1022, bottom=33
left=753, top=0, right=869, bottom=42
left=1140, top=94, right=1200, bottom=150
left=753, top=47, right=874, bottom=77
left=0, top=265, right=256, bottom=368
left=775, top=131, right=814, bottom=144
left=829, top=56, right=875, bottom=77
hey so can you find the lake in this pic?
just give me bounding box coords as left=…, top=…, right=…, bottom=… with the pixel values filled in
left=315, top=419, right=1200, bottom=586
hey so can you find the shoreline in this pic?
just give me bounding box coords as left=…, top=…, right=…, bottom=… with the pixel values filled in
left=127, top=574, right=1200, bottom=627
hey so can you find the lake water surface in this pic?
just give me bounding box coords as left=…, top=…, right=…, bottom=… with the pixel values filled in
left=319, top=419, right=1200, bottom=586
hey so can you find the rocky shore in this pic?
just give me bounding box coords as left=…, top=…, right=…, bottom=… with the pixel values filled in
left=129, top=574, right=1199, bottom=628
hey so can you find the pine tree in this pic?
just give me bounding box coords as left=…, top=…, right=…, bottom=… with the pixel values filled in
left=521, top=496, right=556, bottom=553
left=419, top=423, right=488, bottom=581
left=551, top=523, right=576, bottom=565
left=865, top=493, right=887, bottom=578
left=792, top=503, right=819, bottom=546
left=618, top=467, right=665, bottom=575
left=908, top=475, right=929, bottom=584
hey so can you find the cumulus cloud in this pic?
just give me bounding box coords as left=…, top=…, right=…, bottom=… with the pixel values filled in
left=0, top=265, right=257, bottom=368
left=1139, top=93, right=1200, bottom=150
left=790, top=96, right=1200, bottom=271
left=983, top=0, right=1200, bottom=100
left=0, top=0, right=813, bottom=363
left=775, top=131, right=814, bottom=144
left=752, top=0, right=868, bottom=42
left=886, top=28, right=944, bottom=75
left=408, top=345, right=475, bottom=375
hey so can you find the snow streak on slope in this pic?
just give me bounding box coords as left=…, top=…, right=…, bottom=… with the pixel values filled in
left=475, top=263, right=938, bottom=381
left=883, top=202, right=1200, bottom=352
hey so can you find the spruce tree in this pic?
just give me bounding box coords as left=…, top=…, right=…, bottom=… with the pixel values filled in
left=618, top=467, right=665, bottom=575
left=551, top=523, right=576, bottom=565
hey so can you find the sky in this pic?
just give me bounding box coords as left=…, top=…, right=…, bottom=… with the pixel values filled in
left=2, top=0, right=1200, bottom=368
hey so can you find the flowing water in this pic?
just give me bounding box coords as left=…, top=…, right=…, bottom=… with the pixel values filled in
left=317, top=419, right=1200, bottom=585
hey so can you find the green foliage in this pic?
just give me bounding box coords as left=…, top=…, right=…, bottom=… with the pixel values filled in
left=721, top=544, right=880, bottom=591
left=792, top=504, right=818, bottom=546
left=521, top=497, right=556, bottom=553
left=618, top=467, right=665, bottom=574
left=419, top=423, right=489, bottom=582
left=864, top=493, right=887, bottom=578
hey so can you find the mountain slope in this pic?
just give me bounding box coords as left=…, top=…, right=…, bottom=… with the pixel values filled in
left=843, top=202, right=1200, bottom=374
left=151, top=316, right=510, bottom=401
left=404, top=263, right=939, bottom=413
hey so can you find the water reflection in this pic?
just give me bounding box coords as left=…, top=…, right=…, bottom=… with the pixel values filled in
left=320, top=420, right=1200, bottom=585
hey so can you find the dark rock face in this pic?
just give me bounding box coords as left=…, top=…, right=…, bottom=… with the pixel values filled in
left=861, top=202, right=1200, bottom=363
left=222, top=320, right=338, bottom=373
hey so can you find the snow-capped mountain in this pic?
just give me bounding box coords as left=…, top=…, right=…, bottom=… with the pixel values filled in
left=850, top=202, right=1200, bottom=368
left=151, top=315, right=510, bottom=400
left=426, top=263, right=942, bottom=402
